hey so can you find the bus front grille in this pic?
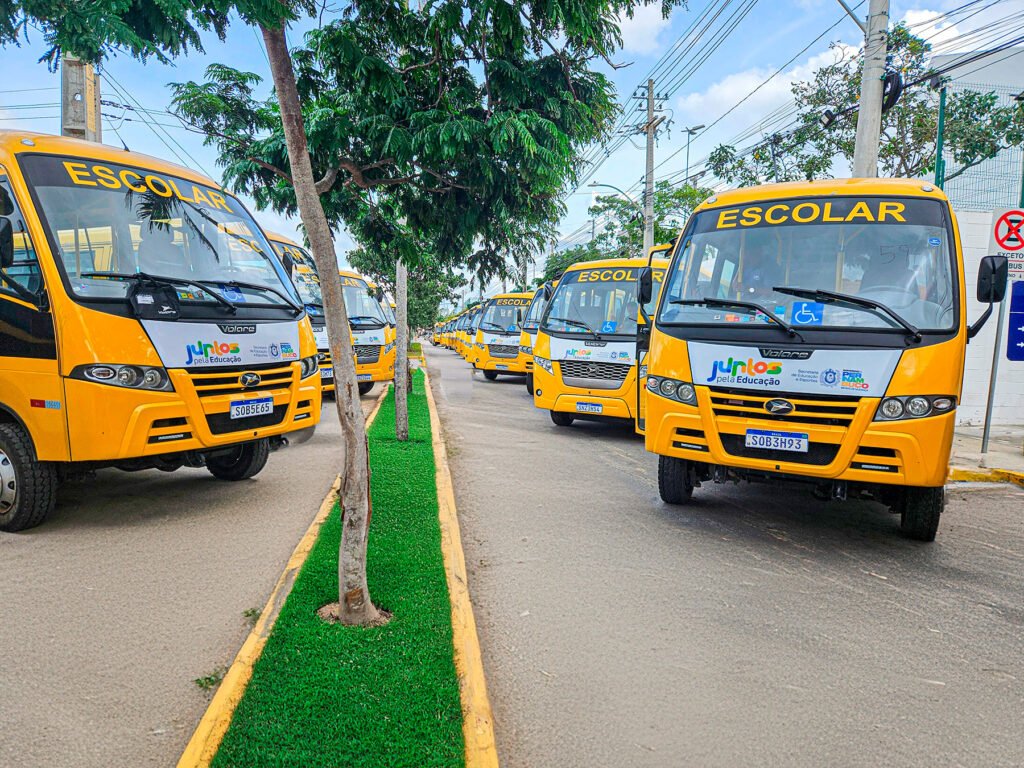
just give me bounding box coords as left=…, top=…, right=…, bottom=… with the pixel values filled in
left=206, top=406, right=287, bottom=435
left=354, top=345, right=380, bottom=364
left=187, top=363, right=295, bottom=398
left=559, top=359, right=631, bottom=391
left=708, top=387, right=861, bottom=427
left=488, top=344, right=519, bottom=358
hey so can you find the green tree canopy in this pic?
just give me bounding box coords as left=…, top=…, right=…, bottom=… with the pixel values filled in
left=708, top=24, right=1024, bottom=185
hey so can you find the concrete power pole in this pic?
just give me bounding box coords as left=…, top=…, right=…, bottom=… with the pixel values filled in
left=851, top=0, right=889, bottom=177
left=643, top=79, right=656, bottom=255
left=61, top=56, right=101, bottom=143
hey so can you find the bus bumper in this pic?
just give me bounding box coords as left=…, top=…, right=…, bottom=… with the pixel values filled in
left=533, top=362, right=636, bottom=420
left=65, top=363, right=323, bottom=461
left=356, top=344, right=396, bottom=383
left=644, top=387, right=955, bottom=488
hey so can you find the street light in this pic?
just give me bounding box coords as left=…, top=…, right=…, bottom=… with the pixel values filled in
left=683, top=124, right=705, bottom=188
left=587, top=181, right=641, bottom=209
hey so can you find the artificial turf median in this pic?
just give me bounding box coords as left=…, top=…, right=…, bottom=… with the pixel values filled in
left=211, top=371, right=464, bottom=768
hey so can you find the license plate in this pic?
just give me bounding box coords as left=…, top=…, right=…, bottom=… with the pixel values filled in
left=744, top=429, right=808, bottom=453
left=496, top=364, right=508, bottom=370
left=576, top=402, right=603, bottom=414
left=320, top=367, right=333, bottom=379
left=229, top=397, right=273, bottom=420
left=357, top=373, right=372, bottom=381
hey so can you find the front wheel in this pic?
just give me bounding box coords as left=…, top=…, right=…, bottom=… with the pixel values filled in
left=525, top=374, right=534, bottom=395
left=550, top=411, right=574, bottom=427
left=0, top=423, right=58, bottom=532
left=483, top=370, right=498, bottom=381
left=358, top=382, right=375, bottom=396
left=206, top=439, right=270, bottom=481
left=658, top=455, right=694, bottom=505
left=899, top=486, right=943, bottom=541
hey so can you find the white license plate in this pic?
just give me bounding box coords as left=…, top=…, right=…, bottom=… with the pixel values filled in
left=357, top=373, right=372, bottom=381
left=744, top=429, right=808, bottom=453
left=496, top=364, right=508, bottom=370
left=229, top=397, right=273, bottom=420
left=320, top=367, right=333, bottom=379
left=576, top=402, right=603, bottom=414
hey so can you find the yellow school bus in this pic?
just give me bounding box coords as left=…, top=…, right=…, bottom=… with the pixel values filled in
left=519, top=281, right=556, bottom=395
left=457, top=305, right=480, bottom=360
left=473, top=291, right=533, bottom=380
left=532, top=256, right=667, bottom=427
left=0, top=131, right=322, bottom=530
left=642, top=178, right=1009, bottom=541
left=342, top=270, right=395, bottom=395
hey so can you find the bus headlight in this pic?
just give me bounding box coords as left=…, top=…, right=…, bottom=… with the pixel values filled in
left=534, top=356, right=553, bottom=374
left=299, top=355, right=319, bottom=378
left=646, top=376, right=696, bottom=405
left=73, top=364, right=174, bottom=392
left=874, top=395, right=956, bottom=421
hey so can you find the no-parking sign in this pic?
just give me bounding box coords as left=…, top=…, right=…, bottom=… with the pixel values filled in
left=989, top=208, right=1024, bottom=280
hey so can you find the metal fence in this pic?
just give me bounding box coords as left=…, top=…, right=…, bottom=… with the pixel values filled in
left=941, top=81, right=1023, bottom=211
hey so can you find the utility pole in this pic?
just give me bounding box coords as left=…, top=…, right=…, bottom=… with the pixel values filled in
left=61, top=55, right=101, bottom=142
left=639, top=80, right=668, bottom=255
left=851, top=0, right=889, bottom=177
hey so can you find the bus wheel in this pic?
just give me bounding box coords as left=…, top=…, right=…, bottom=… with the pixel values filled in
left=658, top=455, right=694, bottom=505
left=550, top=411, right=574, bottom=427
left=206, top=439, right=270, bottom=482
left=0, top=423, right=58, bottom=532
left=899, top=487, right=943, bottom=541
left=483, top=370, right=498, bottom=381
left=358, top=382, right=374, bottom=396
left=525, top=374, right=533, bottom=395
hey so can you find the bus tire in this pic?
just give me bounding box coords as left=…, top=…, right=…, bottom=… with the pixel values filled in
left=658, top=455, right=694, bottom=505
left=206, top=439, right=270, bottom=482
left=525, top=374, right=533, bottom=395
left=483, top=370, right=498, bottom=381
left=0, top=422, right=58, bottom=532
left=550, top=411, right=574, bottom=427
left=358, top=382, right=374, bottom=396
left=899, top=486, right=943, bottom=541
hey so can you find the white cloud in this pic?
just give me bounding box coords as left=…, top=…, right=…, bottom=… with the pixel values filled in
left=617, top=5, right=672, bottom=54
left=901, top=8, right=963, bottom=51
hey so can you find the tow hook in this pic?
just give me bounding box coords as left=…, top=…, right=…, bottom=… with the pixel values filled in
left=832, top=481, right=848, bottom=501
left=269, top=435, right=289, bottom=452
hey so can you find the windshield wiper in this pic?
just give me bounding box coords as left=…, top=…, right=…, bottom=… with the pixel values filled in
left=206, top=279, right=303, bottom=316
left=547, top=316, right=599, bottom=339
left=81, top=271, right=238, bottom=314
left=772, top=286, right=921, bottom=343
left=480, top=321, right=513, bottom=333
left=348, top=314, right=385, bottom=326
left=671, top=297, right=804, bottom=341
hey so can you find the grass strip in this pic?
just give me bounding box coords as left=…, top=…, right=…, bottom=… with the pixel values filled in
left=212, top=370, right=464, bottom=767
left=409, top=341, right=423, bottom=356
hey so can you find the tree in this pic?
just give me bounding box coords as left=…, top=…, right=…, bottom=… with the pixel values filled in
left=708, top=24, right=1024, bottom=185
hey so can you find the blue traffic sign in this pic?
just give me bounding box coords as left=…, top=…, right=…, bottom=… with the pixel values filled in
left=1008, top=281, right=1024, bottom=362
left=791, top=301, right=825, bottom=326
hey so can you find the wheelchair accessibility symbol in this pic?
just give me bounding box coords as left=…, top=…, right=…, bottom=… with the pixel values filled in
left=791, top=301, right=825, bottom=326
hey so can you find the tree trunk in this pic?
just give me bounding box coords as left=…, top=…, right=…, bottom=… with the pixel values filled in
left=261, top=23, right=380, bottom=626
left=395, top=258, right=409, bottom=442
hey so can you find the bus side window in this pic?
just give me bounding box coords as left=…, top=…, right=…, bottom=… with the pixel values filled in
left=0, top=170, right=43, bottom=296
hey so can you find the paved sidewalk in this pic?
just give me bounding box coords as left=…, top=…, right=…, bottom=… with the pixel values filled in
left=950, top=424, right=1024, bottom=483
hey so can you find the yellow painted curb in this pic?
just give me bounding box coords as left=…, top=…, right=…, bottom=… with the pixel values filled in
left=422, top=366, right=500, bottom=768
left=177, top=386, right=390, bottom=768
left=949, top=466, right=1024, bottom=488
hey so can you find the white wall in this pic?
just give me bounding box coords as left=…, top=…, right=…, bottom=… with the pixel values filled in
left=956, top=208, right=1023, bottom=426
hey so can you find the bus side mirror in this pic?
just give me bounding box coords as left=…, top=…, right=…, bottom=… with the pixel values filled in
left=968, top=255, right=1009, bottom=340
left=282, top=254, right=294, bottom=278
left=0, top=218, right=13, bottom=269
left=638, top=267, right=653, bottom=305
left=977, top=255, right=1008, bottom=304
left=542, top=282, right=553, bottom=301
left=375, top=287, right=385, bottom=302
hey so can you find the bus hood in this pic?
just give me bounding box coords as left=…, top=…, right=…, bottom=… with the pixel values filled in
left=549, top=336, right=636, bottom=366
left=142, top=320, right=302, bottom=368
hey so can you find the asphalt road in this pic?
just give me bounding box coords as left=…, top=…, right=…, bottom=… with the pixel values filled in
left=0, top=390, right=378, bottom=768
left=426, top=344, right=1024, bottom=768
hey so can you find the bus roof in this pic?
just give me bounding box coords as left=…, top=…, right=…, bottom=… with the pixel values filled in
left=0, top=130, right=221, bottom=190
left=697, top=177, right=949, bottom=213
left=487, top=291, right=534, bottom=301
left=264, top=230, right=302, bottom=248
left=562, top=255, right=669, bottom=273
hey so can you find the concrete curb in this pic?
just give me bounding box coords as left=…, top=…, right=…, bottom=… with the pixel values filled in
left=949, top=466, right=1024, bottom=488
left=176, top=386, right=390, bottom=768
left=422, top=365, right=500, bottom=768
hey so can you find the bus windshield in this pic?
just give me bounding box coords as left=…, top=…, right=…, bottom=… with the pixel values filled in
left=21, top=154, right=298, bottom=307
left=340, top=275, right=386, bottom=327
left=270, top=240, right=323, bottom=308
left=522, top=289, right=549, bottom=332
left=480, top=301, right=522, bottom=334
left=658, top=196, right=956, bottom=332
left=543, top=267, right=657, bottom=337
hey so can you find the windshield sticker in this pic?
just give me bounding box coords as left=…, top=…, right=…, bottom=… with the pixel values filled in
left=600, top=320, right=618, bottom=333
left=928, top=237, right=942, bottom=246
left=219, top=285, right=247, bottom=303
left=791, top=301, right=824, bottom=326
left=141, top=320, right=301, bottom=368
left=688, top=342, right=901, bottom=396
left=58, top=161, right=234, bottom=212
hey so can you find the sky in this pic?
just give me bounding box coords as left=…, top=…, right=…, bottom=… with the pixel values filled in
left=1, top=0, right=1021, bottom=277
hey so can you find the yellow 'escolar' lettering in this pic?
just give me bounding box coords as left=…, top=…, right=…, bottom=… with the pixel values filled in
left=60, top=161, right=235, bottom=212
left=714, top=199, right=914, bottom=228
